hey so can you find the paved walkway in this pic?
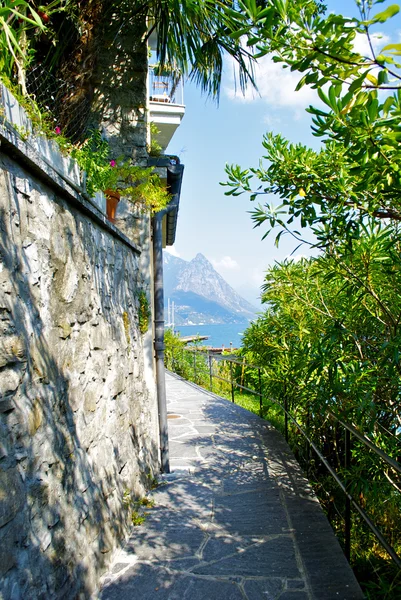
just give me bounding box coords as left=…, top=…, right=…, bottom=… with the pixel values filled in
left=96, top=373, right=365, bottom=600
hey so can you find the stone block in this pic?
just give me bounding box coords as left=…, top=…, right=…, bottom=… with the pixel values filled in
left=0, top=468, right=25, bottom=528
left=0, top=519, right=22, bottom=576
left=29, top=343, right=50, bottom=383
left=0, top=289, right=12, bottom=312
left=61, top=258, right=80, bottom=304
left=31, top=514, right=52, bottom=551
left=73, top=455, right=92, bottom=494
left=28, top=397, right=43, bottom=435
left=58, top=322, right=72, bottom=339
left=83, top=384, right=99, bottom=413
left=116, top=395, right=129, bottom=417
left=14, top=177, right=32, bottom=198
left=99, top=522, right=115, bottom=554
left=23, top=242, right=41, bottom=286
left=27, top=211, right=52, bottom=243
left=0, top=441, right=8, bottom=459
left=0, top=334, right=26, bottom=368
left=0, top=366, right=21, bottom=396
left=33, top=432, right=58, bottom=468
left=50, top=230, right=68, bottom=263
left=38, top=194, right=55, bottom=221
left=76, top=410, right=98, bottom=450
left=104, top=367, right=126, bottom=399
left=89, top=322, right=108, bottom=351
left=69, top=328, right=91, bottom=375
left=0, top=397, right=15, bottom=413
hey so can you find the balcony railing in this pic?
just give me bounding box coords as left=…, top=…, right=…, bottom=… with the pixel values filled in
left=148, top=68, right=184, bottom=106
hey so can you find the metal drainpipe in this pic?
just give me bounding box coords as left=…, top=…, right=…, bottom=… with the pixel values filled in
left=152, top=209, right=170, bottom=474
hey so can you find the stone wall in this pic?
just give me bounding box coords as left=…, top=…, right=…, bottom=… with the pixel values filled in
left=93, top=16, right=149, bottom=166
left=0, top=138, right=159, bottom=598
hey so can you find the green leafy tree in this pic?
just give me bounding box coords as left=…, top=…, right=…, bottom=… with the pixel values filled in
left=0, top=0, right=48, bottom=90
left=239, top=228, right=401, bottom=595
left=244, top=226, right=401, bottom=433
left=223, top=0, right=401, bottom=246
left=225, top=4, right=401, bottom=590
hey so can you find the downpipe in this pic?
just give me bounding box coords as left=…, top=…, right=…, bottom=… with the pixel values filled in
left=152, top=209, right=170, bottom=473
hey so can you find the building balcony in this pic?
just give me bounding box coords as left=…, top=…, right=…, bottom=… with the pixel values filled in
left=148, top=68, right=185, bottom=151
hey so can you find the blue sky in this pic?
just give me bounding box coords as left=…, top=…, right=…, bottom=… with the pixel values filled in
left=165, top=0, right=401, bottom=307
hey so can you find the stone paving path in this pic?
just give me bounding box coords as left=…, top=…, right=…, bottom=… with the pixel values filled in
left=95, top=373, right=365, bottom=600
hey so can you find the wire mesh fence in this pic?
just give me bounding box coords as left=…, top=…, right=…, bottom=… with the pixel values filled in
left=26, top=64, right=92, bottom=142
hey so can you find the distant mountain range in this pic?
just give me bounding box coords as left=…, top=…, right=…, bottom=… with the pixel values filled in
left=163, top=252, right=257, bottom=325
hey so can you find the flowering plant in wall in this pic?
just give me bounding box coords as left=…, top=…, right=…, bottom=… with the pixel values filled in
left=71, top=131, right=171, bottom=221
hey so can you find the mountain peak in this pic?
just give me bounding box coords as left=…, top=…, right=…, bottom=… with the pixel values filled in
left=193, top=253, right=210, bottom=264
left=163, top=251, right=257, bottom=325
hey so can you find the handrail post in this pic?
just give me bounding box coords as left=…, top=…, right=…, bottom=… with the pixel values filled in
left=345, top=427, right=351, bottom=562
left=230, top=361, right=235, bottom=403
left=306, top=406, right=311, bottom=477
left=240, top=357, right=245, bottom=394
left=193, top=349, right=196, bottom=382
left=258, top=367, right=262, bottom=416
left=209, top=353, right=213, bottom=391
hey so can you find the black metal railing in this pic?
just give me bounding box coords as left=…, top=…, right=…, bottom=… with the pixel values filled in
left=166, top=347, right=401, bottom=570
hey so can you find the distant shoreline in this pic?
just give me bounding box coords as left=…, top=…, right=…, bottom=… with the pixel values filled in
left=174, top=323, right=245, bottom=349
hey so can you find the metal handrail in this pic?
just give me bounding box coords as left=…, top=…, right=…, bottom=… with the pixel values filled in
left=328, top=410, right=401, bottom=476
left=167, top=347, right=401, bottom=570
left=208, top=350, right=262, bottom=407
left=273, top=397, right=401, bottom=569
left=148, top=67, right=184, bottom=105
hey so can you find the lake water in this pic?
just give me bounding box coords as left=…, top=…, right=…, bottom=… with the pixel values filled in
left=174, top=323, right=248, bottom=349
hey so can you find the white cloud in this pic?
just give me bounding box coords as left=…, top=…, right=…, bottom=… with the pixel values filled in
left=249, top=266, right=265, bottom=286
left=352, top=32, right=392, bottom=87
left=353, top=32, right=390, bottom=57
left=263, top=113, right=282, bottom=126
left=224, top=55, right=316, bottom=111
left=225, top=31, right=392, bottom=113
left=165, top=246, right=181, bottom=258
left=285, top=253, right=309, bottom=263
left=211, top=255, right=240, bottom=271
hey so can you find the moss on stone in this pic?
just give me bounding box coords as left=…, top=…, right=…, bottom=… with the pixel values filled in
left=122, top=311, right=131, bottom=352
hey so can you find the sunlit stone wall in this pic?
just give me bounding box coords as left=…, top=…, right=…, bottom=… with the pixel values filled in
left=0, top=135, right=158, bottom=598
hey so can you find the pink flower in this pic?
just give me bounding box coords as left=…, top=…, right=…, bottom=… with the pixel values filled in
left=110, top=160, right=117, bottom=167
left=54, top=126, right=61, bottom=135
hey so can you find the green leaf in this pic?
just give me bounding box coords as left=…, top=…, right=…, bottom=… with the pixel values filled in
left=381, top=43, right=401, bottom=55
left=317, top=87, right=330, bottom=107
left=328, top=85, right=340, bottom=112
left=377, top=69, right=388, bottom=85
left=371, top=4, right=400, bottom=23
left=383, top=96, right=395, bottom=113
left=295, top=74, right=308, bottom=91
left=349, top=72, right=368, bottom=94
left=8, top=8, right=45, bottom=29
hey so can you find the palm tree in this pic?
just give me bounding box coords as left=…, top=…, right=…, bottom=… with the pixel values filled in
left=29, top=0, right=255, bottom=128
left=142, top=0, right=255, bottom=99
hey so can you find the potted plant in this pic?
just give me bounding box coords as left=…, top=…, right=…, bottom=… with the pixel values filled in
left=71, top=131, right=171, bottom=222
left=104, top=189, right=121, bottom=223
